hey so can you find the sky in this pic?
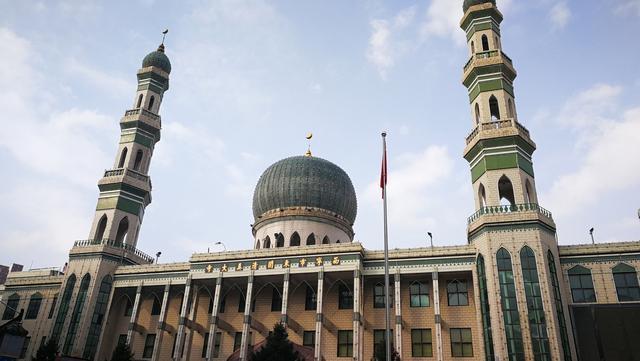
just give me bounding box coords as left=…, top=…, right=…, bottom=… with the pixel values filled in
left=1, top=0, right=639, bottom=269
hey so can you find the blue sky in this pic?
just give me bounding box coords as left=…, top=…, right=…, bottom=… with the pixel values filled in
left=1, top=0, right=639, bottom=268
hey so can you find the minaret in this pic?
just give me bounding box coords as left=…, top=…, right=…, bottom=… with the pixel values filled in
left=460, top=2, right=576, bottom=361
left=48, top=41, right=170, bottom=360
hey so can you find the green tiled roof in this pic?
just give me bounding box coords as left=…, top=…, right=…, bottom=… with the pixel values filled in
left=463, top=0, right=496, bottom=12
left=252, top=156, right=358, bottom=224
left=142, top=44, right=171, bottom=74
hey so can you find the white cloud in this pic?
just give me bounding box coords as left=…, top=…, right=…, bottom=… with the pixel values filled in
left=420, top=0, right=465, bottom=44
left=549, top=2, right=571, bottom=30
left=66, top=58, right=132, bottom=96
left=544, top=84, right=640, bottom=217
left=615, top=0, right=640, bottom=16
left=366, top=6, right=417, bottom=79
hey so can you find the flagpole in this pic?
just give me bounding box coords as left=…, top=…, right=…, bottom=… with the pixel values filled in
left=382, top=131, right=391, bottom=361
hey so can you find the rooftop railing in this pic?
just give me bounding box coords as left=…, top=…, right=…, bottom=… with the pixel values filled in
left=103, top=168, right=149, bottom=182
left=124, top=108, right=160, bottom=122
left=467, top=203, right=553, bottom=225
left=463, top=50, right=513, bottom=72
left=73, top=239, right=154, bottom=264
left=465, top=118, right=530, bottom=144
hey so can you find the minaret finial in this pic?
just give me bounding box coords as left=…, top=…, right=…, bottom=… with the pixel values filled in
left=158, top=29, right=168, bottom=52
left=305, top=132, right=313, bottom=157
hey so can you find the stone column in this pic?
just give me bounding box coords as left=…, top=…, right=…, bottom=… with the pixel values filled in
left=173, top=276, right=192, bottom=360
left=353, top=269, right=361, bottom=361
left=206, top=275, right=223, bottom=361
left=314, top=269, right=324, bottom=361
left=240, top=273, right=254, bottom=361
left=182, top=285, right=200, bottom=360
left=94, top=278, right=117, bottom=361
left=281, top=271, right=290, bottom=325
left=151, top=283, right=171, bottom=361
left=394, top=270, right=402, bottom=356
left=127, top=283, right=143, bottom=345
left=432, top=271, right=443, bottom=361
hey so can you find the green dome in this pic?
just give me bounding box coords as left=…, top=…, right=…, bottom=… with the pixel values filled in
left=463, top=0, right=496, bottom=12
left=142, top=44, right=171, bottom=73
left=252, top=156, right=358, bottom=224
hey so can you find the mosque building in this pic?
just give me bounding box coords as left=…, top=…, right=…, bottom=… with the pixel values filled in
left=1, top=1, right=639, bottom=361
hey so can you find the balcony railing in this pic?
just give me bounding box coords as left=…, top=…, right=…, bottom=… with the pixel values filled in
left=467, top=203, right=553, bottom=224
left=73, top=239, right=155, bottom=263
left=103, top=168, right=149, bottom=182
left=465, top=118, right=530, bottom=144
left=463, top=50, right=513, bottom=72
left=124, top=108, right=160, bottom=122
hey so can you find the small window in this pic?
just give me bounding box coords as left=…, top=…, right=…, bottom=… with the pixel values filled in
left=470, top=41, right=475, bottom=54
left=447, top=280, right=469, bottom=306
left=48, top=294, right=58, bottom=319
left=498, top=175, right=515, bottom=206
left=303, top=331, right=315, bottom=348
left=475, top=103, right=480, bottom=124
left=568, top=266, right=596, bottom=303
left=305, top=285, right=317, bottom=311
left=118, top=147, right=128, bottom=168
left=508, top=98, right=514, bottom=118
left=143, top=334, right=155, bottom=358
left=213, top=332, right=222, bottom=357
left=234, top=332, right=242, bottom=351
left=322, top=236, right=330, bottom=244
left=136, top=94, right=143, bottom=108
left=3, top=294, right=19, bottom=320
left=410, top=281, right=429, bottom=307
left=373, top=329, right=393, bottom=354
left=451, top=328, right=473, bottom=357
left=94, top=215, right=108, bottom=242
left=255, top=240, right=261, bottom=249
left=338, top=284, right=353, bottom=309
left=290, top=232, right=301, bottom=246
left=337, top=330, right=353, bottom=357
left=115, top=217, right=129, bottom=245
left=264, top=236, right=271, bottom=249
left=25, top=293, right=43, bottom=319
left=276, top=233, right=284, bottom=248
left=481, top=34, right=489, bottom=51
left=148, top=95, right=155, bottom=110
left=133, top=150, right=144, bottom=171
left=373, top=283, right=393, bottom=308
left=478, top=184, right=487, bottom=208
left=412, top=328, right=433, bottom=357
left=151, top=296, right=161, bottom=316
left=306, top=233, right=316, bottom=246
left=124, top=298, right=133, bottom=317
left=489, top=95, right=500, bottom=120
left=613, top=263, right=640, bottom=302
left=271, top=288, right=282, bottom=312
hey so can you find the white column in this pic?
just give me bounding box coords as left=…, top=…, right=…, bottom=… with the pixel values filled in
left=126, top=283, right=143, bottom=345
left=173, top=276, right=192, bottom=361
left=353, top=269, right=361, bottom=361
left=182, top=285, right=200, bottom=361
left=314, top=269, right=324, bottom=361
left=281, top=271, right=290, bottom=325
left=432, top=270, right=443, bottom=361
left=394, top=270, right=402, bottom=356
left=152, top=283, right=171, bottom=361
left=240, top=272, right=254, bottom=361
left=206, top=275, right=223, bottom=361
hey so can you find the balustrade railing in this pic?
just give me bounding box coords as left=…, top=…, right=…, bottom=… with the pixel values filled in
left=467, top=203, right=553, bottom=224
left=73, top=239, right=154, bottom=263
left=103, top=168, right=149, bottom=182
left=463, top=50, right=513, bottom=72
left=465, top=118, right=530, bottom=144
left=124, top=108, right=160, bottom=121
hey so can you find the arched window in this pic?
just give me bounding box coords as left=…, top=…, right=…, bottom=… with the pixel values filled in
left=64, top=274, right=91, bottom=354
left=478, top=183, right=487, bottom=208
left=481, top=34, right=489, bottom=51
left=290, top=232, right=301, bottom=247
left=83, top=275, right=112, bottom=360
left=525, top=179, right=533, bottom=204
left=409, top=281, right=429, bottom=307
left=507, top=98, right=514, bottom=118
left=115, top=217, right=129, bottom=245
left=336, top=240, right=341, bottom=244
left=498, top=175, right=515, bottom=206
left=118, top=147, right=128, bottom=168
left=255, top=240, right=261, bottom=249
left=94, top=215, right=107, bottom=241
left=489, top=95, right=500, bottom=120
left=338, top=284, right=353, bottom=309
left=322, top=236, right=330, bottom=245
left=494, top=36, right=499, bottom=49
left=613, top=263, right=640, bottom=301
left=447, top=280, right=468, bottom=306
left=264, top=236, right=271, bottom=249
left=470, top=41, right=475, bottom=54
left=133, top=149, right=144, bottom=171
left=374, top=283, right=393, bottom=308
left=148, top=95, right=155, bottom=110
left=136, top=94, right=143, bottom=108
left=568, top=265, right=596, bottom=303
left=51, top=274, right=76, bottom=342
left=520, top=246, right=550, bottom=361
left=2, top=294, right=20, bottom=320
left=306, top=233, right=316, bottom=246
left=497, top=248, right=524, bottom=360
left=151, top=295, right=162, bottom=315
left=547, top=251, right=572, bottom=361
left=477, top=255, right=494, bottom=361
left=276, top=233, right=285, bottom=248
left=25, top=293, right=43, bottom=319
left=475, top=103, right=480, bottom=124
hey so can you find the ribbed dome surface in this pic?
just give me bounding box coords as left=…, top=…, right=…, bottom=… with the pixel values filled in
left=142, top=46, right=171, bottom=73
left=463, top=0, right=496, bottom=12
left=252, top=156, right=357, bottom=224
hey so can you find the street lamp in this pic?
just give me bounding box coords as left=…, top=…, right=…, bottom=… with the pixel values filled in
left=214, top=241, right=227, bottom=251
left=155, top=252, right=162, bottom=264
left=427, top=232, right=433, bottom=248
left=589, top=227, right=595, bottom=244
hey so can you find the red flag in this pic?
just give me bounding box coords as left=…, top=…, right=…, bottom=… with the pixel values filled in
left=380, top=134, right=387, bottom=198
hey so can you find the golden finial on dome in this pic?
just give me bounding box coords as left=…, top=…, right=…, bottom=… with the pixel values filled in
left=305, top=132, right=313, bottom=157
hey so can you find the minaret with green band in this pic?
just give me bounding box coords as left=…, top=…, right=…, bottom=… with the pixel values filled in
left=87, top=43, right=171, bottom=250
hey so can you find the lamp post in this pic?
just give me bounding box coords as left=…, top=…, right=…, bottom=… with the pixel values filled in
left=214, top=241, right=227, bottom=251
left=427, top=232, right=433, bottom=248
left=589, top=228, right=595, bottom=244
left=155, top=252, right=162, bottom=263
